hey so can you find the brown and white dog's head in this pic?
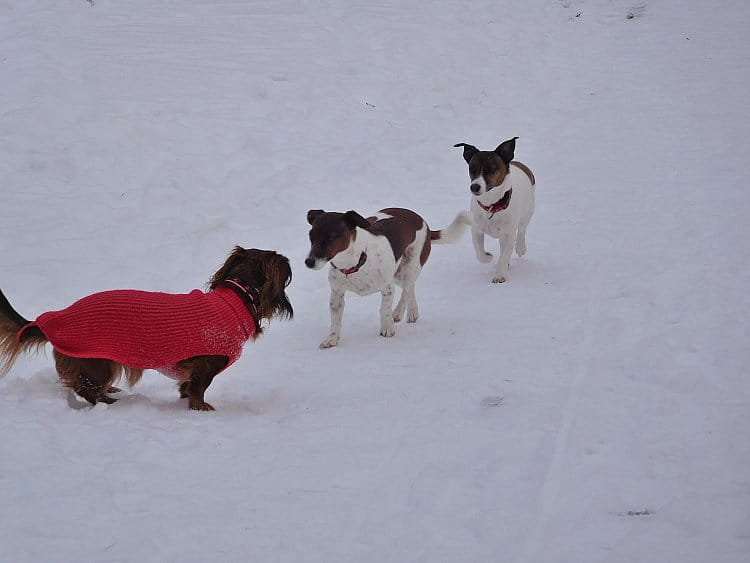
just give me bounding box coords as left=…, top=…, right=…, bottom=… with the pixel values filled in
left=304, top=209, right=370, bottom=270
left=454, top=137, right=518, bottom=202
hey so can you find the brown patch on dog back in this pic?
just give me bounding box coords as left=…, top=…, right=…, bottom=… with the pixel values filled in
left=512, top=160, right=535, bottom=185
left=370, top=208, right=425, bottom=262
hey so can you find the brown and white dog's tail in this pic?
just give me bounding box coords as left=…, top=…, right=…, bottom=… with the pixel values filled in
left=0, top=289, right=47, bottom=377
left=430, top=211, right=471, bottom=244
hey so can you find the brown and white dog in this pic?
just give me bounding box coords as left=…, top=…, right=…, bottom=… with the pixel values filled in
left=0, top=247, right=293, bottom=410
left=305, top=208, right=466, bottom=348
left=454, top=137, right=536, bottom=283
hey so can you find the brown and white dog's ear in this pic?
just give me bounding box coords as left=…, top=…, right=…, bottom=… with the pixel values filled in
left=343, top=210, right=371, bottom=230
left=307, top=209, right=325, bottom=225
left=454, top=142, right=479, bottom=164
left=494, top=137, right=519, bottom=166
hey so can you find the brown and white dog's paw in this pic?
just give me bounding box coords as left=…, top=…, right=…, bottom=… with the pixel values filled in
left=319, top=334, right=340, bottom=349
left=492, top=275, right=507, bottom=284
left=380, top=325, right=395, bottom=338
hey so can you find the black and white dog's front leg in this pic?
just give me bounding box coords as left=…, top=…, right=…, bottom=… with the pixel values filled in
left=379, top=283, right=395, bottom=337
left=320, top=288, right=346, bottom=348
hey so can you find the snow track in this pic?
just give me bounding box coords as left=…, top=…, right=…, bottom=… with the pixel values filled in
left=519, top=258, right=605, bottom=562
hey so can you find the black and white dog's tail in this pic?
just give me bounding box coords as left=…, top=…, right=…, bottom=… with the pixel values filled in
left=430, top=211, right=471, bottom=244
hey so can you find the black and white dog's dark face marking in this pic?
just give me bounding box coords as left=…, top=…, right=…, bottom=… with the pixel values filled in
left=304, top=209, right=370, bottom=270
left=454, top=137, right=518, bottom=195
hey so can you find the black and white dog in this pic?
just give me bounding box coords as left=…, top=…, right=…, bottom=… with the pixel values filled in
left=454, top=137, right=536, bottom=283
left=305, top=208, right=465, bottom=348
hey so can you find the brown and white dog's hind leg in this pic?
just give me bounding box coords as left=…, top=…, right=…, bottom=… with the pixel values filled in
left=392, top=245, right=424, bottom=324
left=515, top=191, right=534, bottom=257
left=177, top=355, right=228, bottom=411
left=393, top=283, right=419, bottom=324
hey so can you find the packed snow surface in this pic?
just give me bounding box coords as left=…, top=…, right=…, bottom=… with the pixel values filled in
left=1, top=1, right=748, bottom=561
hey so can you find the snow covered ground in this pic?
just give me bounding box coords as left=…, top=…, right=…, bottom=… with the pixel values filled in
left=1, top=1, right=748, bottom=561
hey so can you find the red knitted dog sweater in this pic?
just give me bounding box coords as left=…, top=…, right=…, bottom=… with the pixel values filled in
left=18, top=286, right=256, bottom=380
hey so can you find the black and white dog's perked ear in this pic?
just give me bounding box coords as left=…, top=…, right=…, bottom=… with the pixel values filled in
left=453, top=143, right=479, bottom=164
left=307, top=209, right=325, bottom=225
left=494, top=137, right=519, bottom=166
left=343, top=210, right=371, bottom=230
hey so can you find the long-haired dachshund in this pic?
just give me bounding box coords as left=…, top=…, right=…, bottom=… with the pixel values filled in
left=0, top=247, right=293, bottom=410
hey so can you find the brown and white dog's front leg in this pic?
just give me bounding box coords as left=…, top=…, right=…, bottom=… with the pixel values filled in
left=379, top=283, right=395, bottom=337
left=471, top=227, right=494, bottom=264
left=320, top=288, right=346, bottom=348
left=493, top=230, right=516, bottom=284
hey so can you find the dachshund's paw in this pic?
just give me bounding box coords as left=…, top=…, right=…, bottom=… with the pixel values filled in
left=189, top=400, right=215, bottom=411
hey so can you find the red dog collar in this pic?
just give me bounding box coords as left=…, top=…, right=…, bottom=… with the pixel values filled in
left=332, top=251, right=367, bottom=276
left=478, top=188, right=512, bottom=217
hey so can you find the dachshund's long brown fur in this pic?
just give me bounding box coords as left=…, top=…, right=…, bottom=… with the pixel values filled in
left=0, top=247, right=292, bottom=410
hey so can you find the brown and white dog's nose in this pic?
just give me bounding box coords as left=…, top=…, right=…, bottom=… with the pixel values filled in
left=470, top=183, right=482, bottom=194
left=304, top=256, right=316, bottom=269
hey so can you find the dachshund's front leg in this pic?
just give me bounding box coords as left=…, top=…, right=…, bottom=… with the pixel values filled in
left=177, top=356, right=228, bottom=411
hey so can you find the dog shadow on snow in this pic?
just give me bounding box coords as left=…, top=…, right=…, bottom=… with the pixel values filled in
left=0, top=368, right=287, bottom=415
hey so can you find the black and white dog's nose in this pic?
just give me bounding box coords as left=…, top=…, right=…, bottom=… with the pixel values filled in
left=304, top=257, right=316, bottom=268
left=470, top=183, right=481, bottom=194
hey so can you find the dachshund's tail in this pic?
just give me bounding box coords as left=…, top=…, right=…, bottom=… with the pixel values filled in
left=0, top=289, right=47, bottom=377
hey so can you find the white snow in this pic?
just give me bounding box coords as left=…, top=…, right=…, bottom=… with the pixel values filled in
left=1, top=1, right=749, bottom=561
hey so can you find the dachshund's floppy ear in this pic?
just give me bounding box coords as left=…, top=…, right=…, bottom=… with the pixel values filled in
left=307, top=209, right=325, bottom=225
left=494, top=137, right=518, bottom=166
left=261, top=253, right=293, bottom=321
left=209, top=246, right=247, bottom=289
left=454, top=142, right=479, bottom=164
left=343, top=210, right=371, bottom=230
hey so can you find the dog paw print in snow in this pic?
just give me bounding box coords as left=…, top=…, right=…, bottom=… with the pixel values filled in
left=627, top=3, right=647, bottom=19
left=481, top=395, right=504, bottom=408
